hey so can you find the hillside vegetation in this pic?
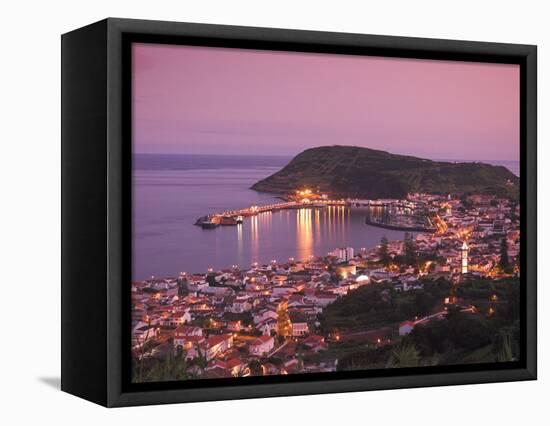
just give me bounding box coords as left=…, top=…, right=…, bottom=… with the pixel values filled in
left=251, top=145, right=518, bottom=199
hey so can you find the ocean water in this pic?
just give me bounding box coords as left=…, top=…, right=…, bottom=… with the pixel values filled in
left=132, top=154, right=519, bottom=280
left=489, top=160, right=520, bottom=177
left=437, top=159, right=520, bottom=177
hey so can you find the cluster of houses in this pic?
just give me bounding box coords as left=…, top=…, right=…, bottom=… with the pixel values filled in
left=407, top=192, right=520, bottom=279
left=132, top=193, right=519, bottom=379
left=131, top=257, right=346, bottom=378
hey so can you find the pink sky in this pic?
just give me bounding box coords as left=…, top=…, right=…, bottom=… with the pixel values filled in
left=132, top=43, right=519, bottom=161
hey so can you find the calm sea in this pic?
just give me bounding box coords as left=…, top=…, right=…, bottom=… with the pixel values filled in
left=437, top=159, right=520, bottom=177
left=132, top=154, right=519, bottom=280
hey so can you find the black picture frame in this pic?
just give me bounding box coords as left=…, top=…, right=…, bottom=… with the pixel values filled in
left=61, top=17, right=537, bottom=407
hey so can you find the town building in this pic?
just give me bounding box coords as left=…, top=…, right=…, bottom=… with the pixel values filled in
left=330, top=247, right=355, bottom=263
left=461, top=241, right=469, bottom=274
left=249, top=335, right=275, bottom=356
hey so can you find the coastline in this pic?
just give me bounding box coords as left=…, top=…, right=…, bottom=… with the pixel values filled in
left=365, top=216, right=436, bottom=233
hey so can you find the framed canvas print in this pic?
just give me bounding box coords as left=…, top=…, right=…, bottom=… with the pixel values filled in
left=61, top=18, right=537, bottom=407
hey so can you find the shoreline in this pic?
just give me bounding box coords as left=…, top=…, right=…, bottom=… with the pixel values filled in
left=365, top=217, right=436, bottom=233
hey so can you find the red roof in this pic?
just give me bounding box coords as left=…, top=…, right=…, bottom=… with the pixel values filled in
left=225, top=358, right=242, bottom=369
left=251, top=335, right=273, bottom=346
left=203, top=366, right=232, bottom=379
left=303, top=335, right=325, bottom=346
left=174, top=325, right=201, bottom=336
left=207, top=333, right=232, bottom=348
left=174, top=335, right=204, bottom=344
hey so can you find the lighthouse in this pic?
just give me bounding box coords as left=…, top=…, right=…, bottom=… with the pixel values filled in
left=461, top=241, right=469, bottom=274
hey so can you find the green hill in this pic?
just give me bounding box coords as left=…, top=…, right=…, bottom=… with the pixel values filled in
left=251, top=145, right=518, bottom=199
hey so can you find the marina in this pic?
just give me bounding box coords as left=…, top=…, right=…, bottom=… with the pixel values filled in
left=195, top=198, right=347, bottom=229
left=132, top=154, right=512, bottom=280
left=194, top=192, right=441, bottom=233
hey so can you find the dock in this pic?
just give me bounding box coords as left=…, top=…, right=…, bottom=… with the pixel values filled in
left=195, top=199, right=347, bottom=228
left=194, top=193, right=443, bottom=232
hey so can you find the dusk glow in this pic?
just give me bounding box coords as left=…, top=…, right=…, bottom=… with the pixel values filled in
left=133, top=43, right=519, bottom=161
left=131, top=41, right=521, bottom=384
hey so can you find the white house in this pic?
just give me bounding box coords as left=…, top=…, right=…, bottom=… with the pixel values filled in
left=228, top=296, right=252, bottom=313
left=249, top=335, right=275, bottom=356
left=272, top=286, right=297, bottom=297
left=160, top=310, right=192, bottom=327
left=289, top=312, right=309, bottom=337
left=309, top=292, right=338, bottom=307
left=253, top=308, right=278, bottom=324
left=399, top=320, right=415, bottom=336
left=205, top=334, right=234, bottom=360
left=258, top=318, right=277, bottom=336
left=174, top=325, right=203, bottom=337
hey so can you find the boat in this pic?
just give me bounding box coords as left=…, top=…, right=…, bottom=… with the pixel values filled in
left=198, top=215, right=220, bottom=229
left=220, top=216, right=238, bottom=226
left=201, top=219, right=218, bottom=229
left=236, top=215, right=244, bottom=224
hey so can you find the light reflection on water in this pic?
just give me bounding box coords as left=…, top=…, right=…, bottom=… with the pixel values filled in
left=296, top=208, right=313, bottom=260
left=133, top=154, right=518, bottom=280
left=133, top=163, right=407, bottom=280
left=214, top=205, right=405, bottom=275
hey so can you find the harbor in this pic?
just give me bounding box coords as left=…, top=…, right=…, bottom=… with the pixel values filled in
left=194, top=189, right=444, bottom=233
left=195, top=189, right=349, bottom=229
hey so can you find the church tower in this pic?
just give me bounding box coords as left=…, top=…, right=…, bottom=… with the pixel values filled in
left=461, top=241, right=469, bottom=274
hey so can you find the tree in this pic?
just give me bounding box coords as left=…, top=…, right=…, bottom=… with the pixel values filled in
left=460, top=194, right=473, bottom=210
left=195, top=346, right=208, bottom=376
left=499, top=236, right=509, bottom=270
left=495, top=330, right=515, bottom=362
left=206, top=273, right=217, bottom=286
left=385, top=343, right=420, bottom=368
left=413, top=291, right=433, bottom=317
left=296, top=349, right=305, bottom=373
left=379, top=236, right=390, bottom=266
left=143, top=345, right=191, bottom=382
left=177, top=278, right=189, bottom=297
left=403, top=232, right=417, bottom=266
left=136, top=316, right=155, bottom=382
left=248, top=359, right=263, bottom=376
left=446, top=309, right=491, bottom=350
left=174, top=346, right=190, bottom=380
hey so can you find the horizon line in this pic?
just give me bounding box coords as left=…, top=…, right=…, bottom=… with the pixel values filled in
left=132, top=151, right=519, bottom=163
